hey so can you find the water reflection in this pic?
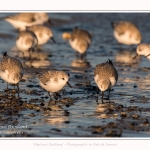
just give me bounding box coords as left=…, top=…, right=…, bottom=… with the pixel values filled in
left=70, top=58, right=90, bottom=68
left=46, top=116, right=69, bottom=125
left=44, top=108, right=69, bottom=125
left=95, top=102, right=117, bottom=119
left=115, top=50, right=141, bottom=64
left=9, top=46, right=51, bottom=68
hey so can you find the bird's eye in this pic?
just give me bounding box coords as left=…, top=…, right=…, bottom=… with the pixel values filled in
left=40, top=76, right=43, bottom=79
left=62, top=78, right=65, bottom=80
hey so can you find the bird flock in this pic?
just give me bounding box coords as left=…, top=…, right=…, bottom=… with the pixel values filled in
left=0, top=12, right=147, bottom=105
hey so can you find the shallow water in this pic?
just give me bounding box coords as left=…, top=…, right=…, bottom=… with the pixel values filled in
left=0, top=13, right=150, bottom=137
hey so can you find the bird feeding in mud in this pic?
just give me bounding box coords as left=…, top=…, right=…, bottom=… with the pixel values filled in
left=26, top=25, right=56, bottom=50
left=94, top=59, right=118, bottom=103
left=133, top=43, right=150, bottom=60
left=36, top=70, right=72, bottom=105
left=62, top=26, right=92, bottom=59
left=16, top=30, right=38, bottom=60
left=0, top=52, right=23, bottom=94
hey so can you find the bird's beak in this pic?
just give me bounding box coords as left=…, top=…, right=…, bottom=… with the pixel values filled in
left=46, top=19, right=53, bottom=25
left=51, top=37, right=56, bottom=43
left=133, top=54, right=138, bottom=60
left=67, top=81, right=72, bottom=88
left=145, top=54, right=150, bottom=58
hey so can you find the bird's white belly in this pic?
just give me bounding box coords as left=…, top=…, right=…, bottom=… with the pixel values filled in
left=16, top=39, right=30, bottom=51
left=0, top=70, right=17, bottom=84
left=5, top=18, right=29, bottom=31
left=114, top=31, right=138, bottom=45
left=39, top=80, right=65, bottom=92
left=69, top=39, right=80, bottom=52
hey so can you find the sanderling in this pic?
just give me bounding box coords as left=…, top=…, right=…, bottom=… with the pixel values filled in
left=26, top=25, right=56, bottom=48
left=62, top=26, right=92, bottom=59
left=16, top=30, right=38, bottom=60
left=111, top=21, right=142, bottom=47
left=94, top=59, right=118, bottom=103
left=36, top=70, right=71, bottom=105
left=4, top=12, right=52, bottom=31
left=133, top=43, right=150, bottom=60
left=0, top=52, right=23, bottom=93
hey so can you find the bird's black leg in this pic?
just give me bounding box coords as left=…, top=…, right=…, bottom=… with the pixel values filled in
left=5, top=82, right=9, bottom=92
left=82, top=52, right=86, bottom=60
left=22, top=51, right=25, bottom=60
left=119, top=43, right=122, bottom=51
left=29, top=48, right=32, bottom=60
left=95, top=87, right=99, bottom=104
left=76, top=52, right=79, bottom=59
left=6, top=82, right=8, bottom=90
left=54, top=92, right=58, bottom=100
left=101, top=91, right=104, bottom=103
left=108, top=89, right=111, bottom=100
left=28, top=48, right=33, bottom=66
left=17, top=83, right=20, bottom=97
left=48, top=92, right=54, bottom=105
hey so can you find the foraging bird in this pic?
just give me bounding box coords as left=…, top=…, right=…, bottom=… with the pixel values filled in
left=0, top=52, right=23, bottom=92
left=94, top=59, right=118, bottom=103
left=111, top=21, right=142, bottom=47
left=62, top=27, right=92, bottom=59
left=4, top=12, right=52, bottom=31
left=16, top=30, right=38, bottom=60
left=26, top=25, right=56, bottom=48
left=133, top=43, right=150, bottom=60
left=36, top=70, right=71, bottom=105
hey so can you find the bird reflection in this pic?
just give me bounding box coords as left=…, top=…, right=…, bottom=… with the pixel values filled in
left=9, top=48, right=51, bottom=68
left=23, top=51, right=51, bottom=68
left=44, top=108, right=69, bottom=125
left=115, top=50, right=141, bottom=64
left=95, top=102, right=117, bottom=119
left=46, top=116, right=69, bottom=125
left=71, top=58, right=90, bottom=68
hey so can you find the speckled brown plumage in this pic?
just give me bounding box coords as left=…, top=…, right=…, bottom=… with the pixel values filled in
left=0, top=52, right=23, bottom=73
left=111, top=21, right=142, bottom=41
left=7, top=13, right=36, bottom=23
left=94, top=61, right=118, bottom=81
left=27, top=25, right=51, bottom=38
left=71, top=27, right=92, bottom=44
left=36, top=70, right=68, bottom=85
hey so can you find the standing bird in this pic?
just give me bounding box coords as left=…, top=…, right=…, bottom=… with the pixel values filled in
left=16, top=30, right=38, bottom=60
left=0, top=52, right=23, bottom=93
left=62, top=27, right=92, bottom=59
left=26, top=25, right=56, bottom=49
left=111, top=21, right=142, bottom=48
left=36, top=70, right=71, bottom=105
left=4, top=12, right=53, bottom=31
left=133, top=43, right=150, bottom=60
left=94, top=59, right=118, bottom=103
